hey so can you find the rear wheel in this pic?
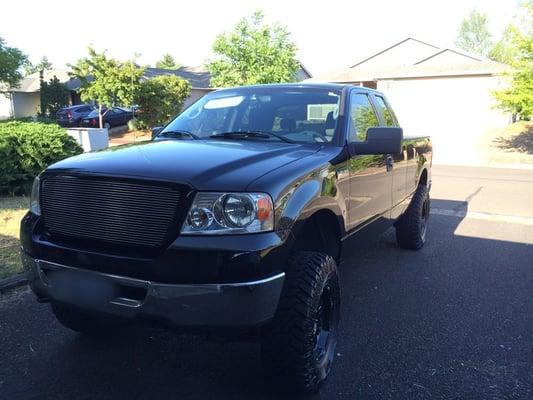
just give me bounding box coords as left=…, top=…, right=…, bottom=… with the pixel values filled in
left=261, top=251, right=340, bottom=394
left=51, top=303, right=113, bottom=335
left=395, top=184, right=430, bottom=250
left=103, top=122, right=111, bottom=130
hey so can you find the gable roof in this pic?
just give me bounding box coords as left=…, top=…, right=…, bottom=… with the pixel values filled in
left=310, top=37, right=509, bottom=83
left=350, top=37, right=440, bottom=68
left=414, top=48, right=482, bottom=64
left=9, top=69, right=82, bottom=92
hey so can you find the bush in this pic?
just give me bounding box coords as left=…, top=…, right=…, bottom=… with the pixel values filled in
left=0, top=121, right=82, bottom=195
left=0, top=116, right=56, bottom=124
left=136, top=75, right=191, bottom=128
left=127, top=118, right=139, bottom=131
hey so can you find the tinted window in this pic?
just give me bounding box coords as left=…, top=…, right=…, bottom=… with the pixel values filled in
left=348, top=93, right=379, bottom=142
left=374, top=96, right=397, bottom=127
left=162, top=88, right=341, bottom=144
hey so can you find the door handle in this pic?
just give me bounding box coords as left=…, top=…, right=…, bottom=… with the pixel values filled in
left=386, top=155, right=394, bottom=171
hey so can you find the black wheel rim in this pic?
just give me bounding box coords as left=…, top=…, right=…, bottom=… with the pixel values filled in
left=313, top=284, right=337, bottom=371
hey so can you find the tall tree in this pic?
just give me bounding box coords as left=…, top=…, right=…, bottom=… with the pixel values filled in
left=0, top=37, right=27, bottom=88
left=207, top=11, right=300, bottom=87
left=39, top=75, right=69, bottom=117
left=136, top=75, right=191, bottom=127
left=69, top=47, right=145, bottom=128
left=490, top=1, right=532, bottom=63
left=490, top=25, right=520, bottom=64
left=455, top=10, right=492, bottom=57
left=24, top=56, right=53, bottom=75
left=155, top=54, right=180, bottom=69
left=493, top=3, right=533, bottom=120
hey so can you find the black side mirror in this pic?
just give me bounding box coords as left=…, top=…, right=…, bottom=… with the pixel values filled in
left=151, top=126, right=163, bottom=140
left=349, top=127, right=403, bottom=155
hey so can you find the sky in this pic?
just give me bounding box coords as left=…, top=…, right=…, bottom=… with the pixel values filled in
left=0, top=0, right=518, bottom=76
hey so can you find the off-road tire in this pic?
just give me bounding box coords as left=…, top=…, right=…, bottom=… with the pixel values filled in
left=51, top=303, right=112, bottom=335
left=261, top=251, right=340, bottom=394
left=395, top=184, right=430, bottom=250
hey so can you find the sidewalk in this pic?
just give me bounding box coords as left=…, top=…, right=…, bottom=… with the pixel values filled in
left=108, top=126, right=151, bottom=146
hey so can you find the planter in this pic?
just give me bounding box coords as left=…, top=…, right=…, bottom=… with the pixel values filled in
left=67, top=128, right=109, bottom=152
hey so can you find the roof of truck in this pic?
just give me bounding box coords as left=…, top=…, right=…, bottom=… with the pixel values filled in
left=212, top=82, right=378, bottom=93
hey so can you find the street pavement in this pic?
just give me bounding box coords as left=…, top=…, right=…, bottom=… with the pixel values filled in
left=1, top=165, right=532, bottom=400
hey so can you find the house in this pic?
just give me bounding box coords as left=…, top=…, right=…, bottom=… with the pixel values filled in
left=0, top=63, right=313, bottom=120
left=0, top=69, right=82, bottom=119
left=309, top=38, right=511, bottom=163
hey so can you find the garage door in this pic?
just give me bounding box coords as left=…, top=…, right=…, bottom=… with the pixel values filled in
left=378, top=75, right=509, bottom=164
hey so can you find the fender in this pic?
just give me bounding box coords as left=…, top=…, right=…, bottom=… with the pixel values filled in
left=274, top=165, right=345, bottom=243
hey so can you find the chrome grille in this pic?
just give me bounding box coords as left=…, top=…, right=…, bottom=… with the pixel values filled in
left=40, top=175, right=187, bottom=248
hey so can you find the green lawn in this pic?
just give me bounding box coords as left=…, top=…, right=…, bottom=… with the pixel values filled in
left=0, top=196, right=28, bottom=279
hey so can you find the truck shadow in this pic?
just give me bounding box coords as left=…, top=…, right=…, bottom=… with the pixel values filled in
left=16, top=199, right=533, bottom=400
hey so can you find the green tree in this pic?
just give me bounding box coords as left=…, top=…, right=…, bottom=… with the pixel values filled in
left=490, top=1, right=532, bottom=63
left=0, top=37, right=27, bottom=88
left=136, top=74, right=191, bottom=128
left=207, top=11, right=300, bottom=87
left=69, top=47, right=145, bottom=128
left=155, top=54, right=180, bottom=69
left=24, top=56, right=53, bottom=75
left=455, top=10, right=492, bottom=57
left=493, top=4, right=533, bottom=120
left=490, top=26, right=520, bottom=63
left=39, top=75, right=69, bottom=117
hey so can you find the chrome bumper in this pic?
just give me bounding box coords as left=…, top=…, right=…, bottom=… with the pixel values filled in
left=23, top=254, right=284, bottom=328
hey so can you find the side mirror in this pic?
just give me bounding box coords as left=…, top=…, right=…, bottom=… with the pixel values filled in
left=349, top=127, right=403, bottom=155
left=151, top=126, right=163, bottom=140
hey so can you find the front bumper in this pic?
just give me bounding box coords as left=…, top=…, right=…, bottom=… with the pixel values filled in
left=22, top=253, right=284, bottom=329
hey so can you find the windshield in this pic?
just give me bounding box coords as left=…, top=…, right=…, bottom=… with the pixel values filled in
left=160, top=87, right=341, bottom=144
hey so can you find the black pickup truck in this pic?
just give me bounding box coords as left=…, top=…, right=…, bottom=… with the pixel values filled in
left=20, top=83, right=431, bottom=393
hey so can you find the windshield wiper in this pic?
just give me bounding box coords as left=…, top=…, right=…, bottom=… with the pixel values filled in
left=157, top=129, right=200, bottom=140
left=209, top=130, right=294, bottom=143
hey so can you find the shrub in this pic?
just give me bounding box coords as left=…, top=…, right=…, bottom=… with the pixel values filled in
left=136, top=75, right=191, bottom=128
left=127, top=118, right=139, bottom=131
left=0, top=121, right=82, bottom=195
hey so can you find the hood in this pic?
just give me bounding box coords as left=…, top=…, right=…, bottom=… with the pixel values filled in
left=46, top=139, right=320, bottom=191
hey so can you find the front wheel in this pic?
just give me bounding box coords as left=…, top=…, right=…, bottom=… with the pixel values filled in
left=261, top=252, right=340, bottom=394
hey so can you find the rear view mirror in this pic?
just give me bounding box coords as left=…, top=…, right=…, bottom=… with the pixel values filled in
left=349, top=127, right=403, bottom=155
left=151, top=126, right=163, bottom=139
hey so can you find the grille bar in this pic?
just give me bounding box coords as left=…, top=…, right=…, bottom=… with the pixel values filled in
left=41, top=175, right=187, bottom=249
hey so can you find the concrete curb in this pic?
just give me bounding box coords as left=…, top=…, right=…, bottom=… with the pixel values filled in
left=0, top=274, right=28, bottom=294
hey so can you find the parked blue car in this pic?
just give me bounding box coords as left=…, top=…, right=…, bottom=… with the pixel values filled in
left=80, top=107, right=134, bottom=129
left=56, top=104, right=95, bottom=127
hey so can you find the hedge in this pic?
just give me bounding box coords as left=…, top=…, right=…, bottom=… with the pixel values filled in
left=0, top=121, right=82, bottom=195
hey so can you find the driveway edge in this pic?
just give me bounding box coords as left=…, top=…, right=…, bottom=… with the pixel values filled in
left=0, top=274, right=28, bottom=294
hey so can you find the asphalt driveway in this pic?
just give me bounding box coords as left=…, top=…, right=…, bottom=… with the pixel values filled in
left=1, top=165, right=532, bottom=400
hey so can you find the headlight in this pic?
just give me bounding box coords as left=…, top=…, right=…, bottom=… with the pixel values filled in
left=181, top=192, right=274, bottom=234
left=30, top=176, right=41, bottom=215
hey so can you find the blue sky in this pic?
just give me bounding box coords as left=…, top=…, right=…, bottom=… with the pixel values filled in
left=1, top=0, right=517, bottom=75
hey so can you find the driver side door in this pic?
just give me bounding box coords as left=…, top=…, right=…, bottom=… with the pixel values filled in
left=346, top=91, right=393, bottom=233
